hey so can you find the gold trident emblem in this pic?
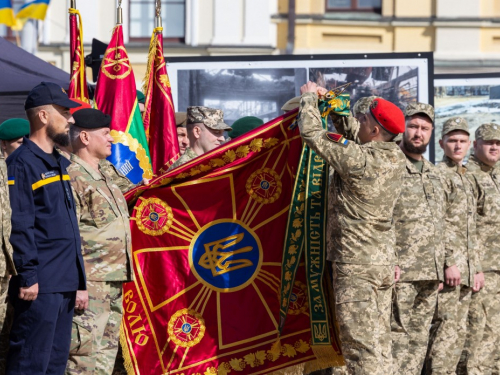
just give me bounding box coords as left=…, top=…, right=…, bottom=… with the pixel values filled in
left=101, top=46, right=132, bottom=80
left=313, top=324, right=328, bottom=341
left=198, top=233, right=253, bottom=277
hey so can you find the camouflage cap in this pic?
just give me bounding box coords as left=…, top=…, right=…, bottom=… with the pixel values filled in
left=404, top=102, right=434, bottom=122
left=175, top=112, right=187, bottom=127
left=442, top=117, right=470, bottom=137
left=352, top=96, right=378, bottom=116
left=187, top=106, right=232, bottom=131
left=475, top=123, right=500, bottom=141
left=281, top=96, right=300, bottom=112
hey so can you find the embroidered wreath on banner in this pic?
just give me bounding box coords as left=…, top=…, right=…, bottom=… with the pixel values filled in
left=101, top=46, right=132, bottom=80
left=167, top=308, right=206, bottom=348
left=245, top=168, right=282, bottom=205
left=135, top=197, right=173, bottom=236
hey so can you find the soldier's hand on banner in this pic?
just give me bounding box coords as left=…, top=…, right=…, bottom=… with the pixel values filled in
left=75, top=290, right=89, bottom=311
left=19, top=283, right=39, bottom=301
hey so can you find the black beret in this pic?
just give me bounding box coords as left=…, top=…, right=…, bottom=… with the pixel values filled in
left=73, top=108, right=111, bottom=129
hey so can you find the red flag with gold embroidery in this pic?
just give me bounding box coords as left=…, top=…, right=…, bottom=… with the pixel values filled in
left=68, top=6, right=89, bottom=102
left=120, top=110, right=343, bottom=375
left=142, top=30, right=179, bottom=175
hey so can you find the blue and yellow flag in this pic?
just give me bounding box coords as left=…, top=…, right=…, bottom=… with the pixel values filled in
left=0, top=0, right=15, bottom=27
left=16, top=0, right=50, bottom=21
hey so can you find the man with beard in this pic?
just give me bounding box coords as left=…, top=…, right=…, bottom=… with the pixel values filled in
left=5, top=82, right=86, bottom=374
left=462, top=123, right=500, bottom=374
left=426, top=117, right=483, bottom=374
left=391, top=103, right=446, bottom=374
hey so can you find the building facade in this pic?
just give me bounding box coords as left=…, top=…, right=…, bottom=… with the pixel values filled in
left=1, top=0, right=500, bottom=81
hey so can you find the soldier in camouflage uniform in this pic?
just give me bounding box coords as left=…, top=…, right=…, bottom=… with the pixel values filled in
left=462, top=123, right=500, bottom=374
left=298, top=82, right=406, bottom=375
left=426, top=117, right=484, bottom=374
left=0, top=153, right=15, bottom=375
left=306, top=96, right=378, bottom=375
left=168, top=106, right=232, bottom=170
left=391, top=103, right=445, bottom=374
left=65, top=109, right=132, bottom=374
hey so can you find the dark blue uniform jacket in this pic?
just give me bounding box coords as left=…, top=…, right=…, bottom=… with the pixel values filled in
left=7, top=137, right=86, bottom=293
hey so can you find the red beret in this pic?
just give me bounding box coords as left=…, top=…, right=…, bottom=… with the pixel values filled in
left=369, top=98, right=405, bottom=135
left=70, top=98, right=92, bottom=114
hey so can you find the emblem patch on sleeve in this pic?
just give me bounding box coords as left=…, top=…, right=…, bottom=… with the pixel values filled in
left=324, top=132, right=348, bottom=146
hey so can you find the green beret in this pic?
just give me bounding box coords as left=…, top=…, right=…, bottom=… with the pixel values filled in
left=230, top=116, right=264, bottom=139
left=0, top=118, right=30, bottom=141
left=136, top=90, right=146, bottom=104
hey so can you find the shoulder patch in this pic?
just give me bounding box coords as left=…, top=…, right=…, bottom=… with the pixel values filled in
left=324, top=132, right=348, bottom=146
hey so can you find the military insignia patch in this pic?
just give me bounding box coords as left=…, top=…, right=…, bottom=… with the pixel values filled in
left=325, top=132, right=348, bottom=146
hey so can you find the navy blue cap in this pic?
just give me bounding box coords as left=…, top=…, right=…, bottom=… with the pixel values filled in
left=25, top=82, right=82, bottom=111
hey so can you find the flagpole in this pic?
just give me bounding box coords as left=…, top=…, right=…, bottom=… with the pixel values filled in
left=117, top=0, right=123, bottom=25
left=155, top=0, right=162, bottom=30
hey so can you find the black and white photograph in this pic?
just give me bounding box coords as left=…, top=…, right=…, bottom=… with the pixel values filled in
left=176, top=68, right=307, bottom=125
left=434, top=75, right=500, bottom=161
left=309, top=65, right=419, bottom=112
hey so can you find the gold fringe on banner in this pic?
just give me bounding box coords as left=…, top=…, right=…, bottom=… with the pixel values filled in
left=68, top=7, right=88, bottom=103
left=311, top=345, right=345, bottom=367
left=119, top=320, right=136, bottom=375
left=141, top=26, right=163, bottom=127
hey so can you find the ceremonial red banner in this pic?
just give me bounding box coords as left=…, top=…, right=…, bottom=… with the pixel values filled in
left=121, top=110, right=343, bottom=375
left=68, top=7, right=89, bottom=102
left=94, top=25, right=152, bottom=184
left=142, top=31, right=179, bottom=174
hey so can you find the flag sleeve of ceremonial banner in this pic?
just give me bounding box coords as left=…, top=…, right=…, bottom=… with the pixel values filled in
left=15, top=0, right=50, bottom=21
left=68, top=6, right=89, bottom=102
left=121, top=109, right=343, bottom=375
left=143, top=31, right=179, bottom=174
left=95, top=25, right=152, bottom=184
left=0, top=0, right=15, bottom=26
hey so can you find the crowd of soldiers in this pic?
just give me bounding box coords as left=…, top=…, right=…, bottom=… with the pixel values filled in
left=298, top=81, right=500, bottom=375
left=0, top=79, right=498, bottom=375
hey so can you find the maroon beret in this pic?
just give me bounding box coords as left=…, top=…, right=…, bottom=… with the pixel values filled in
left=369, top=98, right=405, bottom=135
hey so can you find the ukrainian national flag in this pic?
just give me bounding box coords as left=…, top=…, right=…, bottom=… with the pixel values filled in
left=16, top=0, right=50, bottom=21
left=0, top=0, right=15, bottom=26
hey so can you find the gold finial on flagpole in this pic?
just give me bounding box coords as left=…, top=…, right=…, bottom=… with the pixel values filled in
left=155, top=0, right=162, bottom=29
left=117, top=0, right=123, bottom=25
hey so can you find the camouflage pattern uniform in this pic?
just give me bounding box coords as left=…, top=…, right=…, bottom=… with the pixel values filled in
left=0, top=155, right=15, bottom=374
left=391, top=103, right=444, bottom=375
left=167, top=147, right=198, bottom=171
left=298, top=92, right=406, bottom=375
left=66, top=153, right=132, bottom=375
left=57, top=147, right=135, bottom=194
left=462, top=123, right=500, bottom=375
left=426, top=117, right=480, bottom=374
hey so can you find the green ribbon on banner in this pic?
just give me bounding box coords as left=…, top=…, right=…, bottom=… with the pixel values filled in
left=279, top=91, right=350, bottom=362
